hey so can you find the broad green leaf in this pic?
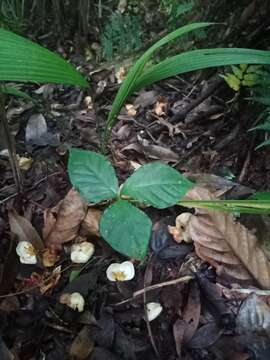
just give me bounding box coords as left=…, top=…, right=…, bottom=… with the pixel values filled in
left=0, top=28, right=88, bottom=87
left=100, top=199, right=152, bottom=260
left=0, top=85, right=33, bottom=100
left=68, top=148, right=118, bottom=203
left=134, top=48, right=270, bottom=91
left=121, top=162, right=193, bottom=209
left=107, top=22, right=212, bottom=131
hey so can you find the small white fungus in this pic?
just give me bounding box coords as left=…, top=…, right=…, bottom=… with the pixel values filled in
left=70, top=242, right=95, bottom=263
left=60, top=292, right=85, bottom=312
left=146, top=302, right=163, bottom=322
left=16, top=241, right=37, bottom=265
left=106, top=261, right=135, bottom=281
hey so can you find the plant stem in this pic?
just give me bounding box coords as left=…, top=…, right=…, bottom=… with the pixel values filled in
left=0, top=90, right=23, bottom=193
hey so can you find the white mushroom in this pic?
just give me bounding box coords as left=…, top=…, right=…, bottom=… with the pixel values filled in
left=168, top=212, right=193, bottom=243
left=106, top=261, right=135, bottom=281
left=16, top=241, right=37, bottom=264
left=175, top=213, right=192, bottom=243
left=146, top=302, right=163, bottom=322
left=60, top=292, right=85, bottom=312
left=70, top=242, right=95, bottom=263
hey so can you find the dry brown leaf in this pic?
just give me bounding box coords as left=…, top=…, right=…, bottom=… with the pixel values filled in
left=70, top=326, right=94, bottom=359
left=9, top=209, right=44, bottom=251
left=43, top=189, right=87, bottom=251
left=154, top=97, right=167, bottom=116
left=81, top=208, right=102, bottom=238
left=186, top=187, right=270, bottom=289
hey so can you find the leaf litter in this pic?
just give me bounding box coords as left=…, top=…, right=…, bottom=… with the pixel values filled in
left=2, top=9, right=270, bottom=359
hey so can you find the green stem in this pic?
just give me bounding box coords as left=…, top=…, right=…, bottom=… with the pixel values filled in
left=178, top=199, right=270, bottom=214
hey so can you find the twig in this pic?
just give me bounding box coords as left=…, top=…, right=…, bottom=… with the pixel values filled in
left=143, top=259, right=160, bottom=358
left=113, top=275, right=193, bottom=306
left=134, top=275, right=194, bottom=298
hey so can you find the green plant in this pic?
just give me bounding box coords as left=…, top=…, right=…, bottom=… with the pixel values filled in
left=0, top=27, right=87, bottom=192
left=0, top=0, right=26, bottom=33
left=248, top=67, right=270, bottom=149
left=68, top=148, right=270, bottom=260
left=101, top=12, right=142, bottom=61
left=68, top=148, right=193, bottom=260
left=103, top=22, right=270, bottom=149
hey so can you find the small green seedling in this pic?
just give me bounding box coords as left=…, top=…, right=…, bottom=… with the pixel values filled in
left=68, top=148, right=193, bottom=260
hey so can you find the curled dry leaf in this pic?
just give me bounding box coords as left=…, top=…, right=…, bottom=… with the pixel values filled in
left=186, top=187, right=270, bottom=289
left=9, top=209, right=44, bottom=251
left=43, top=189, right=87, bottom=252
left=81, top=208, right=102, bottom=237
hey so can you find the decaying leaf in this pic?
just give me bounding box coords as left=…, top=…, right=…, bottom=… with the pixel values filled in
left=70, top=326, right=94, bottom=359
left=182, top=281, right=201, bottom=343
left=43, top=189, right=87, bottom=251
left=186, top=187, right=270, bottom=288
left=25, top=113, right=47, bottom=144
left=173, top=319, right=186, bottom=358
left=123, top=138, right=179, bottom=162
left=81, top=208, right=102, bottom=237
left=236, top=293, right=270, bottom=337
left=9, top=209, right=44, bottom=251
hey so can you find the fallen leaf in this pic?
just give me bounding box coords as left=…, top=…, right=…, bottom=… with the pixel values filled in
left=43, top=189, right=87, bottom=251
left=173, top=319, right=186, bottom=358
left=236, top=293, right=270, bottom=337
left=25, top=113, right=47, bottom=144
left=133, top=90, right=158, bottom=109
left=0, top=336, right=15, bottom=360
left=123, top=139, right=179, bottom=162
left=154, top=97, right=167, bottom=116
left=186, top=187, right=270, bottom=288
left=81, top=208, right=102, bottom=238
left=140, top=139, right=179, bottom=161
left=9, top=209, right=44, bottom=251
left=187, top=322, right=222, bottom=349
left=70, top=326, right=94, bottom=359
left=182, top=281, right=201, bottom=343
left=91, top=347, right=120, bottom=360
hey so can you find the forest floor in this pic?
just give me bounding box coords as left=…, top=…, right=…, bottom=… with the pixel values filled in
left=1, top=5, right=270, bottom=360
